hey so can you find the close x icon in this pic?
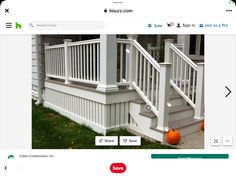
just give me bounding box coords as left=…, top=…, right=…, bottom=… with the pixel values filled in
left=0, top=0, right=9, bottom=13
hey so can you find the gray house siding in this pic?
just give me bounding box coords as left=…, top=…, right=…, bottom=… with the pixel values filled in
left=32, top=35, right=38, bottom=99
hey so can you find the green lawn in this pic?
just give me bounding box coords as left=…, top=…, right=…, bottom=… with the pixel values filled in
left=32, top=101, right=175, bottom=149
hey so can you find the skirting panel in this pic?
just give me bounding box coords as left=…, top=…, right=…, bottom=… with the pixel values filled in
left=44, top=88, right=130, bottom=134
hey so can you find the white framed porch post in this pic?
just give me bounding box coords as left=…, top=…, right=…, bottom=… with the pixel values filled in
left=96, top=35, right=118, bottom=92
left=194, top=63, right=204, bottom=119
left=157, top=63, right=171, bottom=130
left=63, top=39, right=72, bottom=84
left=127, top=34, right=138, bottom=88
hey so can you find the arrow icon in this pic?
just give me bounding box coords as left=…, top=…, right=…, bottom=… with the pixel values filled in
left=225, top=86, right=232, bottom=97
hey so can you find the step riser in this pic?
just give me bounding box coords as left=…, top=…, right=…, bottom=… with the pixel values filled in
left=169, top=109, right=194, bottom=122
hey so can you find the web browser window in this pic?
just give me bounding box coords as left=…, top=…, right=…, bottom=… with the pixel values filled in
left=0, top=0, right=236, bottom=176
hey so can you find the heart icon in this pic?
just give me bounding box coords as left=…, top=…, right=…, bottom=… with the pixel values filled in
left=99, top=139, right=103, bottom=143
left=123, top=139, right=127, bottom=143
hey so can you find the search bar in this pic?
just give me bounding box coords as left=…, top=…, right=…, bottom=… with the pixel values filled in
left=28, top=21, right=105, bottom=30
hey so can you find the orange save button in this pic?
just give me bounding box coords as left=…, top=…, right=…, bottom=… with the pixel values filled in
left=110, top=163, right=126, bottom=173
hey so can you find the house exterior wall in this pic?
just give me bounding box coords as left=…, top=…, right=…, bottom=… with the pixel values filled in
left=32, top=35, right=39, bottom=99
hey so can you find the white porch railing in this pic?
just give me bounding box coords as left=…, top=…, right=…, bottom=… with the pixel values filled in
left=165, top=39, right=204, bottom=119
left=67, top=39, right=100, bottom=84
left=45, top=39, right=100, bottom=85
left=133, top=40, right=161, bottom=113
left=130, top=38, right=171, bottom=129
left=45, top=38, right=131, bottom=85
left=169, top=43, right=198, bottom=108
left=45, top=44, right=65, bottom=79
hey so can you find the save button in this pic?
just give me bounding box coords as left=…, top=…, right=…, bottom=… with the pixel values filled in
left=110, top=163, right=126, bottom=173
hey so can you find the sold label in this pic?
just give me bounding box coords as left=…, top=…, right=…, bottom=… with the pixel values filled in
left=110, top=163, right=126, bottom=173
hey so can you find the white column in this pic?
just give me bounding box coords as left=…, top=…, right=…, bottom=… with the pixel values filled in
left=194, top=63, right=204, bottom=119
left=63, top=39, right=72, bottom=84
left=164, top=39, right=174, bottom=63
left=44, top=43, right=50, bottom=80
left=127, top=34, right=138, bottom=88
left=157, top=63, right=171, bottom=130
left=96, top=35, right=118, bottom=92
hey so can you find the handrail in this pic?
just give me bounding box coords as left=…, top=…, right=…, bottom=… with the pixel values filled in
left=133, top=40, right=160, bottom=71
left=170, top=43, right=198, bottom=71
left=68, top=39, right=100, bottom=46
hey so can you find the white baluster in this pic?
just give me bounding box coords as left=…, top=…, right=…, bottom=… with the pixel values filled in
left=147, top=62, right=150, bottom=99
left=90, top=44, right=92, bottom=80
left=135, top=49, right=139, bottom=84
left=97, top=44, right=100, bottom=81
left=93, top=44, right=96, bottom=81
left=139, top=53, right=142, bottom=88
left=120, top=43, right=124, bottom=81
left=151, top=66, right=155, bottom=104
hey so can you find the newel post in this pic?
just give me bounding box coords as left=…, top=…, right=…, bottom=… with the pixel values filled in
left=164, top=39, right=174, bottom=63
left=194, top=63, right=204, bottom=119
left=63, top=39, right=72, bottom=84
left=157, top=63, right=171, bottom=130
left=127, top=34, right=138, bottom=88
left=44, top=43, right=50, bottom=80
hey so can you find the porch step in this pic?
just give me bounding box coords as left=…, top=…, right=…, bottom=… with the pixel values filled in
left=168, top=117, right=201, bottom=130
left=150, top=117, right=203, bottom=137
left=170, top=104, right=192, bottom=113
left=169, top=104, right=194, bottom=122
left=169, top=117, right=203, bottom=136
left=139, top=111, right=156, bottom=118
left=169, top=94, right=186, bottom=107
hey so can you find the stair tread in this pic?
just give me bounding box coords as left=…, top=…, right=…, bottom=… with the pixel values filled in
left=139, top=111, right=156, bottom=118
left=170, top=104, right=192, bottom=114
left=168, top=117, right=203, bottom=129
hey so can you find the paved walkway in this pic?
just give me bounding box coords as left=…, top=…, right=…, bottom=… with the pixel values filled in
left=167, top=131, right=204, bottom=149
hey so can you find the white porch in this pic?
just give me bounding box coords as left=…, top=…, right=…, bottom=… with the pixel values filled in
left=36, top=34, right=204, bottom=142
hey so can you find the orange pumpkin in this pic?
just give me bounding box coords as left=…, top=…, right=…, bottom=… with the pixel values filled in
left=201, top=121, right=204, bottom=131
left=166, top=129, right=181, bottom=145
